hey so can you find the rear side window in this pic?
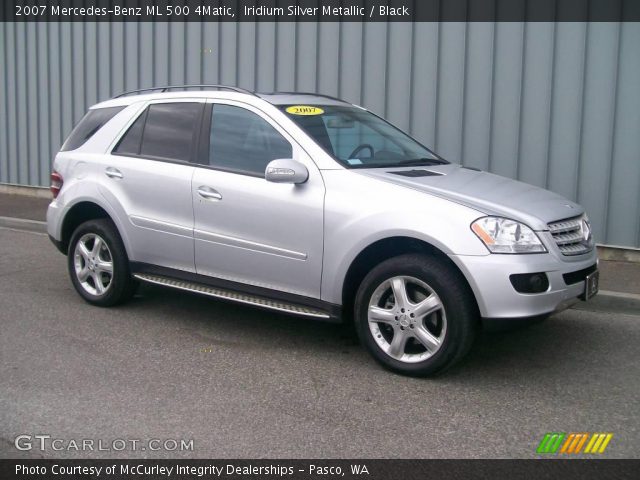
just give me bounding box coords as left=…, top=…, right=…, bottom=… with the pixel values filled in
left=113, top=102, right=203, bottom=162
left=60, top=106, right=124, bottom=152
left=113, top=109, right=147, bottom=156
left=209, top=104, right=292, bottom=176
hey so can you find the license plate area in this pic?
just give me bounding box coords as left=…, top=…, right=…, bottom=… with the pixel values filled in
left=581, top=270, right=599, bottom=301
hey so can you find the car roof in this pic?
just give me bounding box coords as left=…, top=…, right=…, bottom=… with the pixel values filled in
left=256, top=92, right=350, bottom=106
left=92, top=85, right=353, bottom=109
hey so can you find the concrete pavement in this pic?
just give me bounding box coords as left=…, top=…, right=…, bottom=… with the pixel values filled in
left=0, top=192, right=49, bottom=222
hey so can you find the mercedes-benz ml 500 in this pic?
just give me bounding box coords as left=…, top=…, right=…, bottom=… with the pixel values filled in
left=47, top=86, right=598, bottom=376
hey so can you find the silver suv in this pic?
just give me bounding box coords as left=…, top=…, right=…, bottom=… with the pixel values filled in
left=47, top=85, right=598, bottom=376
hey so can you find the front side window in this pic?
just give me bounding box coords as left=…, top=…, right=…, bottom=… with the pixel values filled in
left=209, top=104, right=292, bottom=176
left=61, top=106, right=124, bottom=152
left=280, top=105, right=446, bottom=169
left=113, top=102, right=202, bottom=162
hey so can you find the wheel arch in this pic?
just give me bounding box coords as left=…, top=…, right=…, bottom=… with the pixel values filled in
left=59, top=200, right=130, bottom=257
left=340, top=236, right=479, bottom=320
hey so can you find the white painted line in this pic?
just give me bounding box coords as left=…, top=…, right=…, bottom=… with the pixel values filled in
left=0, top=217, right=47, bottom=234
left=598, top=290, right=640, bottom=302
left=0, top=226, right=47, bottom=237
left=0, top=215, right=46, bottom=225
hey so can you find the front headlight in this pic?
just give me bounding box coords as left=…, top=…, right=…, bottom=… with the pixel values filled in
left=471, top=217, right=547, bottom=254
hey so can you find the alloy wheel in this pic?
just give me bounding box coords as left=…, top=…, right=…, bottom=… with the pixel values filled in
left=73, top=233, right=114, bottom=296
left=368, top=275, right=447, bottom=363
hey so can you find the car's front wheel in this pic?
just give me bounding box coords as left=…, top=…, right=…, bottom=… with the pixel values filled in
left=67, top=219, right=137, bottom=306
left=355, top=254, right=478, bottom=376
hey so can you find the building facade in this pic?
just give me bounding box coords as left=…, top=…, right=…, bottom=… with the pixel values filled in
left=1, top=21, right=638, bottom=248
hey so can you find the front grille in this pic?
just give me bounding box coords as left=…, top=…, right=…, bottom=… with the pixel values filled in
left=547, top=215, right=593, bottom=256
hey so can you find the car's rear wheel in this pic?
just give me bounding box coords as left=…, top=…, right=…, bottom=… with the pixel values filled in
left=355, top=254, right=478, bottom=376
left=67, top=219, right=137, bottom=306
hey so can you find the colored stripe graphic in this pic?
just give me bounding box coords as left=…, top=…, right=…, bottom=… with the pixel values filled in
left=584, top=433, right=613, bottom=454
left=540, top=433, right=613, bottom=454
left=537, top=433, right=565, bottom=454
left=574, top=433, right=589, bottom=453
left=598, top=434, right=613, bottom=453
left=560, top=433, right=589, bottom=454
left=536, top=433, right=553, bottom=453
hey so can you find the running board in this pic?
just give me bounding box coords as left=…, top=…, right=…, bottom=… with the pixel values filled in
left=133, top=273, right=332, bottom=319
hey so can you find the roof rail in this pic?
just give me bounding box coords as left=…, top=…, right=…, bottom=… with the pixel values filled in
left=113, top=84, right=255, bottom=98
left=261, top=91, right=347, bottom=103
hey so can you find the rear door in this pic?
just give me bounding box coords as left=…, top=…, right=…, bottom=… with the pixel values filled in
left=98, top=99, right=205, bottom=272
left=191, top=100, right=325, bottom=299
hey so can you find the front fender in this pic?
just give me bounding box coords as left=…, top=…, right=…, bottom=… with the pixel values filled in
left=319, top=170, right=489, bottom=304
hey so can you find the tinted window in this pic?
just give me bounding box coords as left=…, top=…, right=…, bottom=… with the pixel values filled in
left=140, top=103, right=202, bottom=162
left=209, top=105, right=292, bottom=176
left=61, top=106, right=124, bottom=152
left=113, top=109, right=146, bottom=156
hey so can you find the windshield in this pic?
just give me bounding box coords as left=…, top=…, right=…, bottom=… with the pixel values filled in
left=279, top=104, right=446, bottom=168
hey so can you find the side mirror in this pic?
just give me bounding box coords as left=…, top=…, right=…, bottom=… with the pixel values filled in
left=265, top=159, right=309, bottom=184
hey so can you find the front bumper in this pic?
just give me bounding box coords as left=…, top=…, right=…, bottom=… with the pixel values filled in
left=450, top=248, right=598, bottom=319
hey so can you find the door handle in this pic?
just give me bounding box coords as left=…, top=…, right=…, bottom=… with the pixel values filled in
left=105, top=167, right=123, bottom=179
left=197, top=186, right=222, bottom=201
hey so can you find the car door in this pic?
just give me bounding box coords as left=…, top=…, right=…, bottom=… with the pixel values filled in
left=98, top=99, right=205, bottom=272
left=191, top=100, right=325, bottom=299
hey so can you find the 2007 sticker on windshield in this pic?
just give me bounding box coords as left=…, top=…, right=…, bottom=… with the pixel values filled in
left=286, top=105, right=324, bottom=115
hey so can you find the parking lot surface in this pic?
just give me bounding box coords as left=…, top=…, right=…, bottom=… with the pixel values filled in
left=1, top=227, right=638, bottom=458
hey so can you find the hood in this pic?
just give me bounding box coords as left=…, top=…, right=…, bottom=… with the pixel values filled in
left=356, top=164, right=583, bottom=230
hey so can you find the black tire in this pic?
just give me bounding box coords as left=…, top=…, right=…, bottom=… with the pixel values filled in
left=354, top=254, right=478, bottom=377
left=67, top=218, right=137, bottom=307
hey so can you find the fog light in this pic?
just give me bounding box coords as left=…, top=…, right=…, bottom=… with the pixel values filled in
left=510, top=272, right=549, bottom=294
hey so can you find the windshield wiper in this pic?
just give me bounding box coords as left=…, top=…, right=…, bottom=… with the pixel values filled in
left=395, top=158, right=448, bottom=166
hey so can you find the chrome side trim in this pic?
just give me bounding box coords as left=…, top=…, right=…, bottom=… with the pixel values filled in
left=129, top=215, right=193, bottom=238
left=134, top=273, right=329, bottom=318
left=194, top=229, right=308, bottom=260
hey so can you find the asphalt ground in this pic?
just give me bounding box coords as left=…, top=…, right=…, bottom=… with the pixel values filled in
left=0, top=226, right=639, bottom=459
